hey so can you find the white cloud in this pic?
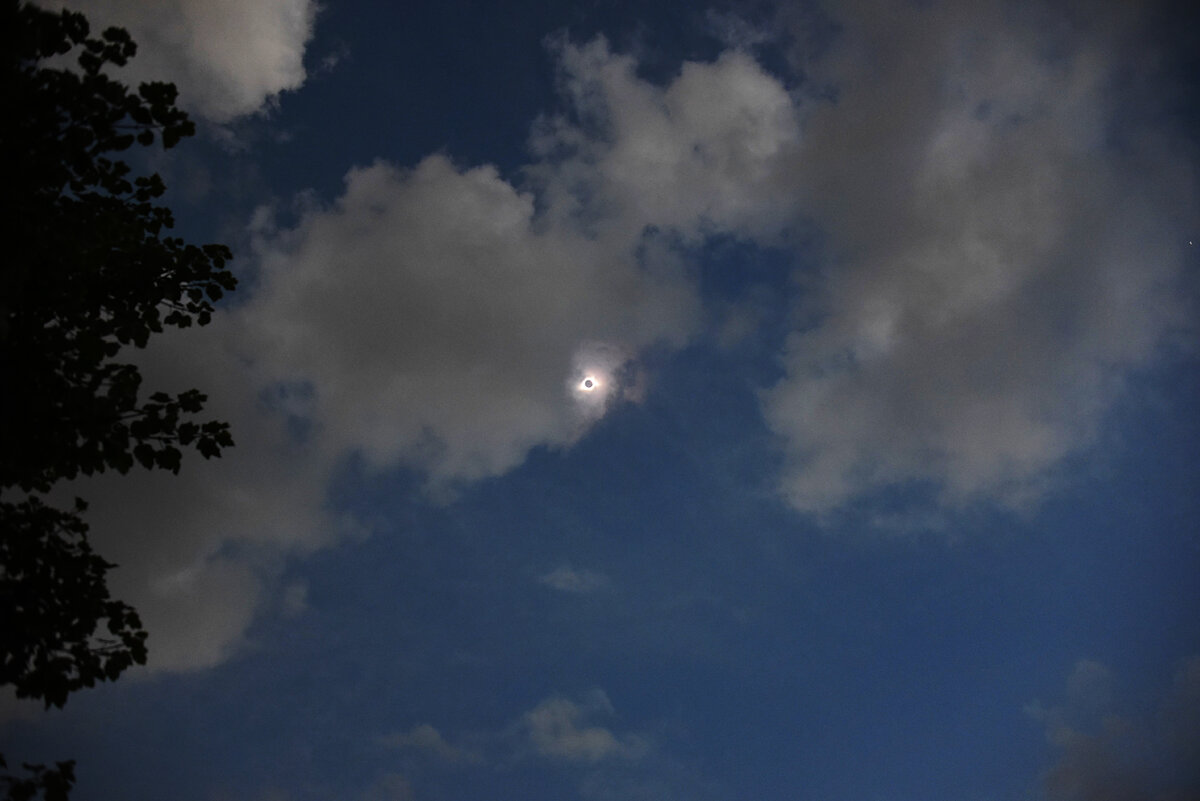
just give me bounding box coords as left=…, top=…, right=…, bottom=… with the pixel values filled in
left=762, top=0, right=1197, bottom=512
left=540, top=566, right=610, bottom=594
left=522, top=691, right=648, bottom=763
left=529, top=36, right=802, bottom=244
left=38, top=0, right=317, bottom=121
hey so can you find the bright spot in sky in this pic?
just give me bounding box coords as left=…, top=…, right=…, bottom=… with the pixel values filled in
left=568, top=342, right=631, bottom=423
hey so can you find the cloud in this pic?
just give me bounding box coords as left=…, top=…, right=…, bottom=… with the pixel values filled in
left=1026, top=657, right=1200, bottom=801
left=521, top=691, right=648, bottom=763
left=37, top=0, right=318, bottom=121
left=529, top=35, right=802, bottom=244
left=373, top=695, right=683, bottom=799
left=540, top=566, right=610, bottom=594
left=761, top=0, right=1197, bottom=512
left=377, top=693, right=648, bottom=770
left=57, top=320, right=353, bottom=672
left=50, top=34, right=803, bottom=673
left=243, top=153, right=699, bottom=487
left=36, top=0, right=1193, bottom=680
left=382, top=724, right=480, bottom=764
left=232, top=40, right=803, bottom=493
left=229, top=39, right=798, bottom=490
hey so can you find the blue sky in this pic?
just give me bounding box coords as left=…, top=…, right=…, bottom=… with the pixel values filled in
left=5, top=1, right=1200, bottom=800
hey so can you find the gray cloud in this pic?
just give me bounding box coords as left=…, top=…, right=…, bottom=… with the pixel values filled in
left=521, top=691, right=649, bottom=763
left=529, top=35, right=802, bottom=244
left=37, top=0, right=318, bottom=121
left=58, top=320, right=351, bottom=672
left=1027, top=657, right=1200, bottom=801
left=242, top=153, right=700, bottom=486
left=762, top=0, right=1197, bottom=512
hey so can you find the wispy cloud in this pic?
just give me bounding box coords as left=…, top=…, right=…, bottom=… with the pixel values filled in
left=520, top=691, right=649, bottom=764
left=381, top=724, right=481, bottom=764
left=540, top=566, right=610, bottom=594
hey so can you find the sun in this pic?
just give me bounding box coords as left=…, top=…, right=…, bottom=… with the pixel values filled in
left=579, top=376, right=600, bottom=392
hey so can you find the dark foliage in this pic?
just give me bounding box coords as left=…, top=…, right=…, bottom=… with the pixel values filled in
left=0, top=758, right=74, bottom=801
left=0, top=496, right=145, bottom=707
left=1, top=2, right=237, bottom=796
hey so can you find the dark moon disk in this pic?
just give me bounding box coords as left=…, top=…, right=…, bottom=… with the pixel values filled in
left=584, top=379, right=594, bottom=388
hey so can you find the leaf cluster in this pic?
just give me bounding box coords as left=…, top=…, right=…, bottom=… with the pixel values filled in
left=1, top=6, right=238, bottom=795
left=0, top=759, right=74, bottom=801
left=1, top=2, right=237, bottom=495
left=0, top=497, right=145, bottom=708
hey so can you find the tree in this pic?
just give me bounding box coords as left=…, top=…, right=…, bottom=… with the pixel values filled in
left=1, top=2, right=237, bottom=796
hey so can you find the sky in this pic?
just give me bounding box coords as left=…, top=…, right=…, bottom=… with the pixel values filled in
left=4, top=0, right=1200, bottom=799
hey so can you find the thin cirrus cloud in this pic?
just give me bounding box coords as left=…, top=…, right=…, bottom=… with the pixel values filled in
left=35, top=0, right=318, bottom=122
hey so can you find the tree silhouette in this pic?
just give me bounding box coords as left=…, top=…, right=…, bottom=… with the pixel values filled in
left=1, top=3, right=236, bottom=796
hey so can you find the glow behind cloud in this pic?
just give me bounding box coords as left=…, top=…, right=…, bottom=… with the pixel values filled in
left=569, top=342, right=629, bottom=421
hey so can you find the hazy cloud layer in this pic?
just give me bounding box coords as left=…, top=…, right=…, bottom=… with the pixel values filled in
left=763, top=0, right=1197, bottom=511
left=38, top=0, right=317, bottom=121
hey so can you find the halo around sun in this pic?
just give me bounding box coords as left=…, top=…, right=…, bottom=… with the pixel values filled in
left=568, top=342, right=633, bottom=423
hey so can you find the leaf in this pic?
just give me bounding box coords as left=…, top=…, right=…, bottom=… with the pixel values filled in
left=132, top=443, right=155, bottom=469
left=155, top=446, right=182, bottom=473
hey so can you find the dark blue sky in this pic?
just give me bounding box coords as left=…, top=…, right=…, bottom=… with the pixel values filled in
left=6, top=1, right=1200, bottom=800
